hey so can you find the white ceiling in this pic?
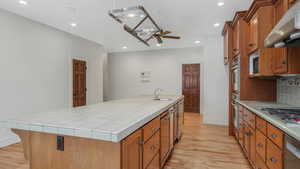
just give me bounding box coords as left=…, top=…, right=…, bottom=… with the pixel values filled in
left=0, top=0, right=253, bottom=52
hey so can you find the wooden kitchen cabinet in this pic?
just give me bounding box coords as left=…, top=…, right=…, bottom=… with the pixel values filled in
left=245, top=2, right=275, bottom=77
left=272, top=0, right=300, bottom=74
left=249, top=127, right=256, bottom=166
left=256, top=130, right=267, bottom=161
left=233, top=21, right=240, bottom=56
left=267, top=123, right=284, bottom=149
left=122, top=129, right=143, bottom=169
left=266, top=139, right=283, bottom=169
left=143, top=131, right=160, bottom=169
left=223, top=22, right=233, bottom=65
left=248, top=14, right=258, bottom=53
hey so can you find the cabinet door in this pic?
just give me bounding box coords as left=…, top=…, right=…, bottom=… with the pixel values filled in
left=233, top=21, right=240, bottom=56
left=273, top=0, right=289, bottom=74
left=224, top=30, right=229, bottom=64
left=249, top=127, right=256, bottom=166
left=178, top=100, right=184, bottom=139
left=248, top=15, right=258, bottom=53
left=256, top=130, right=267, bottom=162
left=244, top=125, right=250, bottom=157
left=160, top=113, right=170, bottom=165
left=266, top=139, right=283, bottom=169
left=122, top=129, right=143, bottom=169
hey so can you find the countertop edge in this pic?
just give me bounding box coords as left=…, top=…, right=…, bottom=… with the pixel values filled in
left=237, top=100, right=300, bottom=142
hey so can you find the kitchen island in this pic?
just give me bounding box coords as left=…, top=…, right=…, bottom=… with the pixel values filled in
left=0, top=96, right=184, bottom=169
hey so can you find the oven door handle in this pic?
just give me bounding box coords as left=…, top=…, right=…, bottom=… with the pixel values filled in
left=286, top=141, right=300, bottom=159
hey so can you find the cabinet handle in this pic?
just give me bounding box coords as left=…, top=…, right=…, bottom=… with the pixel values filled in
left=248, top=43, right=255, bottom=47
left=282, top=60, right=287, bottom=64
left=150, top=145, right=156, bottom=151
left=270, top=157, right=277, bottom=163
left=271, top=133, right=277, bottom=139
left=257, top=143, right=263, bottom=148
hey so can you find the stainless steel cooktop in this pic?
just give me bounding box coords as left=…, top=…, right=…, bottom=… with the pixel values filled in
left=262, top=108, right=300, bottom=125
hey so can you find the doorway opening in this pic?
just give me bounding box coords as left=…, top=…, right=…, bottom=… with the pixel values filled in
left=182, top=64, right=200, bottom=113
left=73, top=59, right=87, bottom=107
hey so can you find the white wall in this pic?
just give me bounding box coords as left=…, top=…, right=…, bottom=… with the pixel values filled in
left=106, top=37, right=229, bottom=125
left=0, top=9, right=107, bottom=147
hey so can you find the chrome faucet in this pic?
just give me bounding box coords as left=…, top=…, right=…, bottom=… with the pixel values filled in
left=154, top=88, right=163, bottom=100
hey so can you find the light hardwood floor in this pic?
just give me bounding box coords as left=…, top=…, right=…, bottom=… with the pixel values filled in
left=0, top=113, right=250, bottom=169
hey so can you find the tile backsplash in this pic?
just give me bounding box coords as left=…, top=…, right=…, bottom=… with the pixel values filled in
left=277, top=77, right=300, bottom=106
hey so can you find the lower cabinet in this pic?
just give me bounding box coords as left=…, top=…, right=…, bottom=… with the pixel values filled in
left=122, top=129, right=143, bottom=169
left=145, top=154, right=160, bottom=169
left=122, top=100, right=184, bottom=169
left=239, top=105, right=284, bottom=169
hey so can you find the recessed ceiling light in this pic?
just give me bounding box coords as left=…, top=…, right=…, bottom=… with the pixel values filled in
left=127, top=13, right=136, bottom=18
left=122, top=46, right=128, bottom=49
left=70, top=22, right=77, bottom=27
left=217, top=2, right=225, bottom=7
left=19, top=0, right=28, bottom=5
left=214, top=23, right=220, bottom=27
left=195, top=40, right=201, bottom=44
left=156, top=43, right=162, bottom=47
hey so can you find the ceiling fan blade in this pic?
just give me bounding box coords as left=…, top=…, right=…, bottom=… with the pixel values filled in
left=161, top=35, right=181, bottom=39
left=160, top=31, right=172, bottom=36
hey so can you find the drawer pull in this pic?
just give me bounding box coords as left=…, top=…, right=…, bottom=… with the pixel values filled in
left=257, top=143, right=263, bottom=148
left=271, top=134, right=277, bottom=139
left=150, top=145, right=156, bottom=151
left=270, top=157, right=277, bottom=163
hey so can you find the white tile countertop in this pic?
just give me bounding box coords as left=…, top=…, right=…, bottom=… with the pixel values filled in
left=237, top=100, right=300, bottom=142
left=0, top=95, right=183, bottom=142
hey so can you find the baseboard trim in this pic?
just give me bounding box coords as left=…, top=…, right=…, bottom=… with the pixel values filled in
left=0, top=135, right=20, bottom=148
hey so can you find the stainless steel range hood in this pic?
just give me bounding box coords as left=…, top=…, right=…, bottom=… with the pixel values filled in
left=265, top=1, right=300, bottom=48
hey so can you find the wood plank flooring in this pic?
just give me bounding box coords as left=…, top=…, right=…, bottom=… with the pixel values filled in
left=0, top=112, right=250, bottom=169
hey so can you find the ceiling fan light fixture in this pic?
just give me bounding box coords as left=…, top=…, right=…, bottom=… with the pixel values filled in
left=156, top=43, right=162, bottom=47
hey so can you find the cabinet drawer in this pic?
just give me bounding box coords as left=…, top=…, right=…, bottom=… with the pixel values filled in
left=266, top=139, right=283, bottom=169
left=256, top=153, right=268, bottom=169
left=143, top=131, right=160, bottom=169
left=143, top=116, right=160, bottom=142
left=145, top=153, right=159, bottom=169
left=256, top=130, right=267, bottom=161
left=256, top=116, right=267, bottom=135
left=245, top=109, right=255, bottom=129
left=267, top=124, right=283, bottom=149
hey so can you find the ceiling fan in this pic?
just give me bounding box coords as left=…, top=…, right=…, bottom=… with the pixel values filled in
left=109, top=6, right=181, bottom=46
left=153, top=30, right=181, bottom=44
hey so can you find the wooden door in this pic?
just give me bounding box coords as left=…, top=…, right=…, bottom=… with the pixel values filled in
left=122, top=129, right=143, bottom=169
left=73, top=59, right=87, bottom=107
left=182, top=64, right=200, bottom=113
left=160, top=112, right=170, bottom=166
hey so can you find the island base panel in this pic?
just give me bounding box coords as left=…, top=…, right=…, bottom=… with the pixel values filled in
left=12, top=129, right=122, bottom=169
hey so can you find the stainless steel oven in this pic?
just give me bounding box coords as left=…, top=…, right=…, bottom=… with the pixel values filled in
left=285, top=135, right=300, bottom=169
left=231, top=57, right=240, bottom=93
left=232, top=94, right=240, bottom=129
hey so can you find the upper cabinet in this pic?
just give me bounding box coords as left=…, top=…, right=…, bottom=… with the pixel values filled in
left=245, top=2, right=275, bottom=77
left=272, top=0, right=300, bottom=75
left=222, top=22, right=233, bottom=65
left=233, top=21, right=240, bottom=57
left=248, top=14, right=258, bottom=53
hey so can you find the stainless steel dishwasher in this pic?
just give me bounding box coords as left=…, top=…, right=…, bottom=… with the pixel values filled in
left=285, top=135, right=300, bottom=169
